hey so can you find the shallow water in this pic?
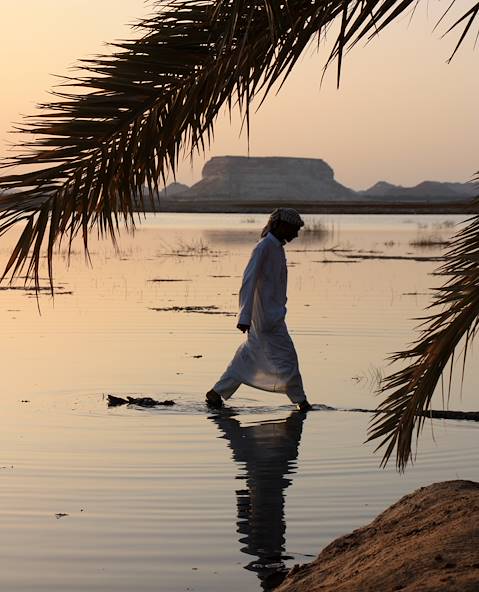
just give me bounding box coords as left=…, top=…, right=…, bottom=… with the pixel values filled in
left=0, top=213, right=477, bottom=591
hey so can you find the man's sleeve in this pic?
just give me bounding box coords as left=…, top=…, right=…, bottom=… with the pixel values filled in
left=237, top=243, right=265, bottom=326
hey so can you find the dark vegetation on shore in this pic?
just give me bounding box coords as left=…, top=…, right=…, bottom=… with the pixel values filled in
left=151, top=200, right=478, bottom=215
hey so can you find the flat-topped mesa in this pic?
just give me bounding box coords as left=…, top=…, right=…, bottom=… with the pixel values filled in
left=177, top=156, right=355, bottom=201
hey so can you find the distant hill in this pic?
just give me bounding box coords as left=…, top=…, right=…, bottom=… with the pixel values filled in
left=360, top=180, right=478, bottom=201
left=360, top=181, right=400, bottom=197
left=159, top=182, right=189, bottom=197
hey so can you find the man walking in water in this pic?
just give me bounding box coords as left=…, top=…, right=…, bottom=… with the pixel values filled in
left=206, top=208, right=312, bottom=412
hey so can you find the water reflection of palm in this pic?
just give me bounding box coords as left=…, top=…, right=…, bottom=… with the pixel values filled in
left=211, top=411, right=306, bottom=590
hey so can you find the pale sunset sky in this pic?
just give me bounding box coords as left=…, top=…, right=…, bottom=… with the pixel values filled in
left=0, top=0, right=477, bottom=190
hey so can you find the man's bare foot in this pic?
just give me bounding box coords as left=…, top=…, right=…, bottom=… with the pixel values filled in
left=297, top=399, right=312, bottom=412
left=206, top=389, right=223, bottom=409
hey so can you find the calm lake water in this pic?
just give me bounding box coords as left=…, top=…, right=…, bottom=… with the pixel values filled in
left=0, top=213, right=478, bottom=591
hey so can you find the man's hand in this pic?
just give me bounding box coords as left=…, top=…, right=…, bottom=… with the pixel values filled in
left=237, top=323, right=250, bottom=333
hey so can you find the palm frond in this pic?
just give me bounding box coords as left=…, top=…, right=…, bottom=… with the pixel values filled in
left=368, top=205, right=479, bottom=471
left=1, top=0, right=478, bottom=288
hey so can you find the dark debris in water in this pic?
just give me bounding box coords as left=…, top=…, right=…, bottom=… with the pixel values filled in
left=293, top=247, right=442, bottom=263
left=342, top=253, right=442, bottom=262
left=0, top=285, right=60, bottom=293
left=312, top=259, right=360, bottom=264
left=0, top=281, right=71, bottom=295
left=107, top=395, right=175, bottom=408
left=26, top=290, right=73, bottom=298
left=149, top=305, right=235, bottom=316
left=148, top=278, right=192, bottom=282
left=290, top=248, right=354, bottom=253
left=345, top=406, right=479, bottom=422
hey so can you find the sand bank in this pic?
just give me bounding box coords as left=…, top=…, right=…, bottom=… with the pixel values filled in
left=278, top=480, right=479, bottom=592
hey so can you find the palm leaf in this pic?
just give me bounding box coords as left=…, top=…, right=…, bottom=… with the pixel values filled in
left=368, top=204, right=479, bottom=471
left=1, top=0, right=478, bottom=287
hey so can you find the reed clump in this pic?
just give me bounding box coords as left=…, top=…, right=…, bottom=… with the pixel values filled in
left=302, top=219, right=328, bottom=235
left=171, top=238, right=210, bottom=256
left=409, top=234, right=451, bottom=248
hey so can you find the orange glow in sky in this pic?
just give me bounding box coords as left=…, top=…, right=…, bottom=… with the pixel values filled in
left=0, top=0, right=477, bottom=190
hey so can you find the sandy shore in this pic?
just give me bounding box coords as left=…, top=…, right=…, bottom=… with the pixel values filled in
left=277, top=480, right=479, bottom=592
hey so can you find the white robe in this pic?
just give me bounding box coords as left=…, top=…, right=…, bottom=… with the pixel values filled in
left=213, top=233, right=306, bottom=403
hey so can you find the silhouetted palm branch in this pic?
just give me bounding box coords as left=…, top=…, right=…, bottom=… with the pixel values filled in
left=0, top=0, right=478, bottom=468
left=368, top=206, right=479, bottom=471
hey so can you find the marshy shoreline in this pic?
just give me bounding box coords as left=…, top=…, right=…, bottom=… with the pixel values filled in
left=152, top=200, right=478, bottom=215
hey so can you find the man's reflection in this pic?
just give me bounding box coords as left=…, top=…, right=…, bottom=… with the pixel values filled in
left=211, top=411, right=307, bottom=590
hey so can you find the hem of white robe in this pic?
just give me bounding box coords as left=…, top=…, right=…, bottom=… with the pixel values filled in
left=213, top=369, right=306, bottom=404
